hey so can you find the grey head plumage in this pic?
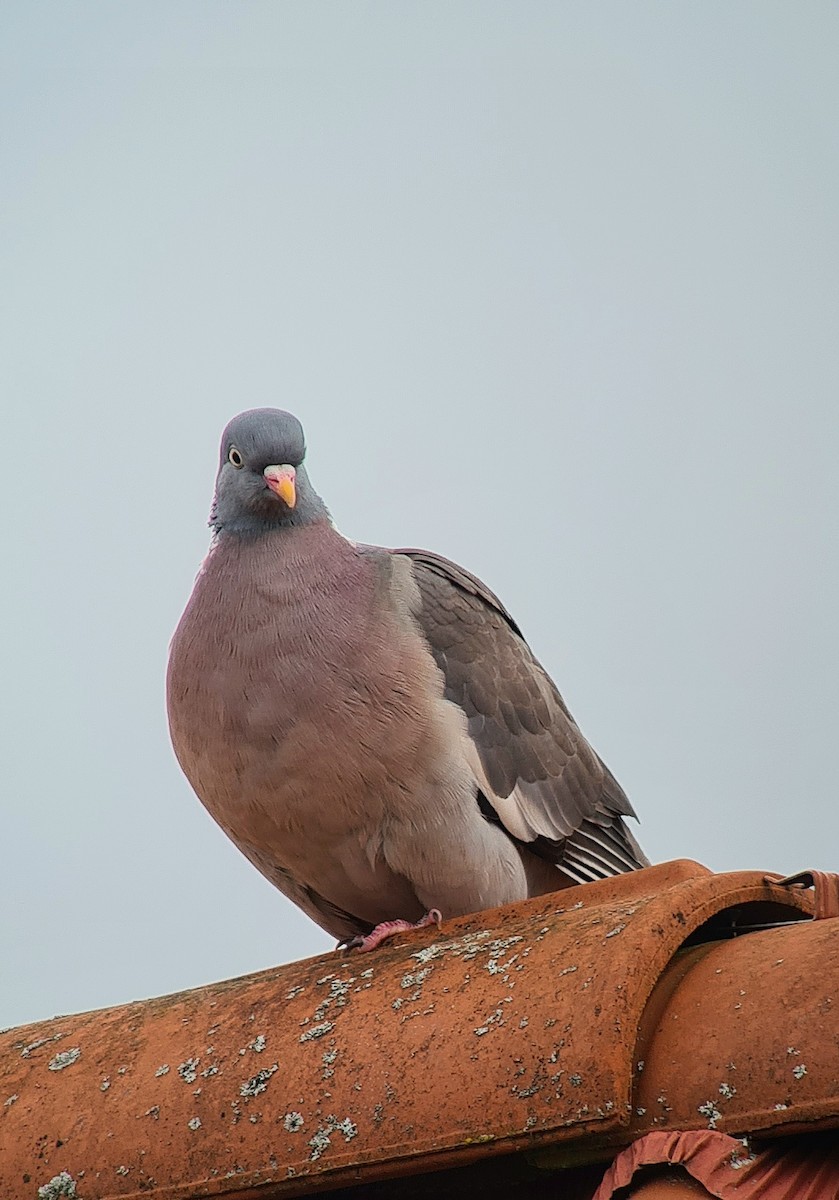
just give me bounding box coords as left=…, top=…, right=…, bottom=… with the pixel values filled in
left=210, top=407, right=329, bottom=535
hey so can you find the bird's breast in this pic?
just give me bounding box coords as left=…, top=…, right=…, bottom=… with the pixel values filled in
left=166, top=533, right=463, bottom=853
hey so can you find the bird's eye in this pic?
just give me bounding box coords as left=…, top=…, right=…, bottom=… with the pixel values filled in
left=228, top=447, right=244, bottom=468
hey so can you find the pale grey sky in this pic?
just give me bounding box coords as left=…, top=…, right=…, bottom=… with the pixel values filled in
left=3, top=2, right=837, bottom=1030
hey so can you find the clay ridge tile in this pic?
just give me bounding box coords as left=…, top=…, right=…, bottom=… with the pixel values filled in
left=0, top=861, right=829, bottom=1200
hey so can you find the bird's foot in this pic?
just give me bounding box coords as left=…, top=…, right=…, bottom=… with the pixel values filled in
left=338, top=909, right=442, bottom=953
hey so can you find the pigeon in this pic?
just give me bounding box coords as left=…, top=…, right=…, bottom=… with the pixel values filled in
left=167, top=408, right=648, bottom=951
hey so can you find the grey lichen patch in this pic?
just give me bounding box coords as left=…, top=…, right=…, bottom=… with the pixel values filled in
left=792, top=1063, right=807, bottom=1080
left=284, top=1111, right=304, bottom=1132
left=325, top=978, right=352, bottom=1008
left=201, top=1063, right=219, bottom=1078
left=515, top=1077, right=546, bottom=1100
left=308, top=1114, right=358, bottom=1160
left=5, top=1093, right=19, bottom=1107
left=729, top=1139, right=756, bottom=1171
left=486, top=951, right=521, bottom=979
left=309, top=1127, right=331, bottom=1161
left=559, top=965, right=578, bottom=977
left=249, top=1034, right=266, bottom=1053
left=115, top=1166, right=130, bottom=1177
left=410, top=942, right=447, bottom=965
left=240, top=1063, right=279, bottom=1098
left=299, top=1021, right=334, bottom=1043
left=38, top=1172, right=77, bottom=1199
left=698, top=1101, right=722, bottom=1129
left=285, top=985, right=306, bottom=1000
left=322, top=1048, right=338, bottom=1080
left=21, top=1033, right=63, bottom=1059
left=397, top=964, right=435, bottom=1008
left=145, top=1105, right=160, bottom=1120
left=485, top=935, right=525, bottom=956
left=469, top=935, right=524, bottom=968
left=730, top=1152, right=756, bottom=1170
left=188, top=1116, right=202, bottom=1131
left=100, top=1077, right=110, bottom=1092
left=474, top=994, right=514, bottom=1038
left=604, top=923, right=627, bottom=939
left=474, top=1004, right=508, bottom=1037
left=400, top=966, right=433, bottom=990
left=719, top=1082, right=737, bottom=1099
left=48, top=1048, right=81, bottom=1072
left=312, top=975, right=356, bottom=1023
left=410, top=929, right=523, bottom=968
left=569, top=1074, right=582, bottom=1087
left=337, top=1117, right=357, bottom=1140
left=178, top=1057, right=200, bottom=1084
left=22, top=1038, right=49, bottom=1059
left=155, top=1064, right=170, bottom=1077
left=787, top=1046, right=800, bottom=1056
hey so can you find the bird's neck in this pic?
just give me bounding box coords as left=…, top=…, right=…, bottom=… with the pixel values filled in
left=213, top=507, right=330, bottom=538
left=211, top=518, right=356, bottom=579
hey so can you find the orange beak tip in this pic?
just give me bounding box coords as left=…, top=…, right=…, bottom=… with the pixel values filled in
left=277, top=477, right=296, bottom=508
left=264, top=467, right=297, bottom=508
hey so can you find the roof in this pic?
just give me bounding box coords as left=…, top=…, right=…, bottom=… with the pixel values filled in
left=593, top=1129, right=839, bottom=1199
left=1, top=860, right=837, bottom=1199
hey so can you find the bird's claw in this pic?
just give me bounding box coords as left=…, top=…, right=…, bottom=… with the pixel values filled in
left=337, top=908, right=442, bottom=953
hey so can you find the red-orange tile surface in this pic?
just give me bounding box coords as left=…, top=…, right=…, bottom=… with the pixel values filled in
left=0, top=861, right=834, bottom=1200
left=593, top=1130, right=839, bottom=1199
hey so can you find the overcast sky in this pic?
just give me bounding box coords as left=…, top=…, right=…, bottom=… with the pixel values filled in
left=3, top=2, right=837, bottom=1031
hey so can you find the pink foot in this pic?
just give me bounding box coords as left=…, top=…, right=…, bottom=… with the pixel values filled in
left=339, top=909, right=442, bottom=953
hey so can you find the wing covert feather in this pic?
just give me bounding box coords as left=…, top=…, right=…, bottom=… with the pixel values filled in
left=393, top=548, right=648, bottom=880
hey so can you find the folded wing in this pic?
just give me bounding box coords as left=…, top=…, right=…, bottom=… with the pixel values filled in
left=396, top=549, right=649, bottom=884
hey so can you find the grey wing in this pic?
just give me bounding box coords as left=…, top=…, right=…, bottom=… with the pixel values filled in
left=395, top=548, right=649, bottom=883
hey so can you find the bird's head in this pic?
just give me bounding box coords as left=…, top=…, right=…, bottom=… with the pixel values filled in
left=210, top=408, right=328, bottom=534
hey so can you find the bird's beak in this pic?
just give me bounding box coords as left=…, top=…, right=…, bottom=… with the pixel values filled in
left=263, top=465, right=297, bottom=508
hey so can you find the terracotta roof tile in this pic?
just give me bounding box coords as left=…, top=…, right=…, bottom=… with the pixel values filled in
left=0, top=860, right=835, bottom=1199
left=592, top=1129, right=839, bottom=1199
